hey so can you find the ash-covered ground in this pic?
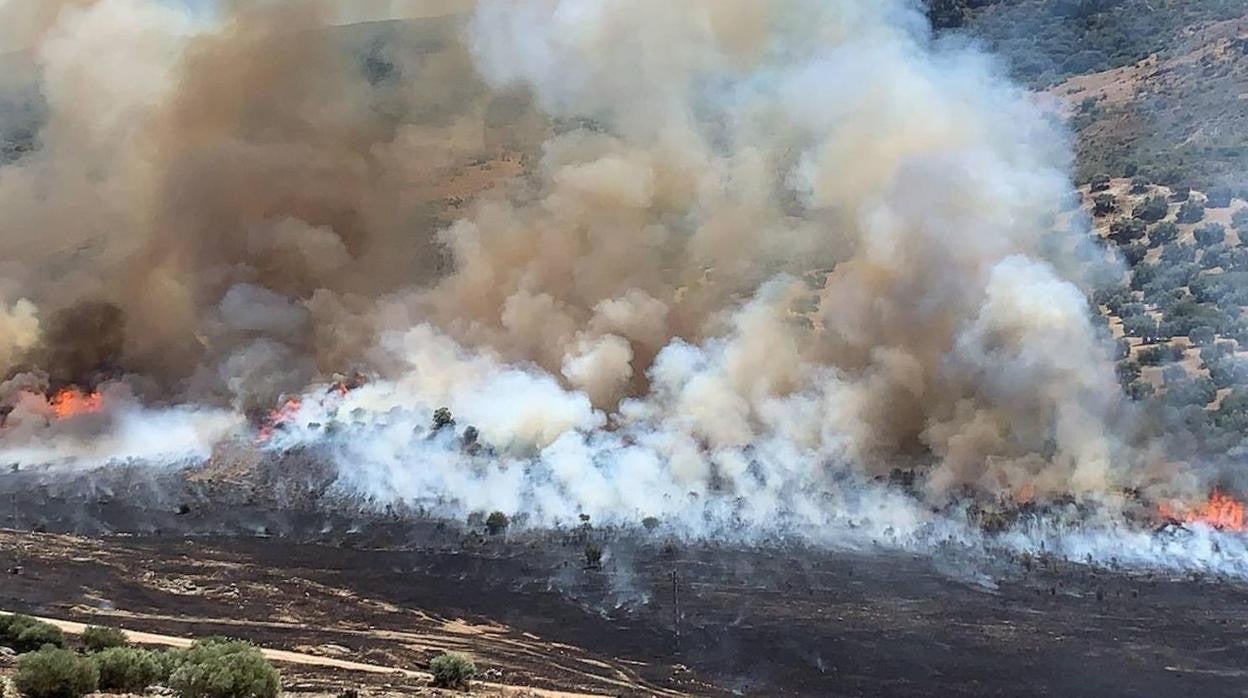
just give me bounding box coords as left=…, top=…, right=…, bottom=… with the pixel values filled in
left=3, top=460, right=1248, bottom=697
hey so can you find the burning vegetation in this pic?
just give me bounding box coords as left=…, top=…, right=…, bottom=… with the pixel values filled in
left=48, top=388, right=103, bottom=420
left=0, top=0, right=1245, bottom=582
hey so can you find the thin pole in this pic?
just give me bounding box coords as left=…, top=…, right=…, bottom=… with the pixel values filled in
left=671, top=569, right=680, bottom=651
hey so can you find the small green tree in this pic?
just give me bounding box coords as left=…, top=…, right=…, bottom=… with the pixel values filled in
left=1148, top=220, right=1179, bottom=246
left=1194, top=223, right=1226, bottom=247
left=94, top=647, right=163, bottom=694
left=168, top=639, right=279, bottom=698
left=14, top=648, right=98, bottom=698
left=429, top=653, right=476, bottom=690
left=1206, top=185, right=1233, bottom=208
left=1232, top=208, right=1248, bottom=231
left=0, top=615, right=65, bottom=652
left=1129, top=175, right=1151, bottom=194
left=1093, top=193, right=1118, bottom=217
left=484, top=511, right=509, bottom=536
left=1133, top=195, right=1169, bottom=223
left=81, top=626, right=127, bottom=653
left=1189, top=326, right=1217, bottom=347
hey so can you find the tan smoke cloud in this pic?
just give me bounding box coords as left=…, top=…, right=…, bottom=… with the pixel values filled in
left=0, top=0, right=1171, bottom=508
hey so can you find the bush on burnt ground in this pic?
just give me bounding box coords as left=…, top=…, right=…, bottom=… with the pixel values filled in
left=80, top=626, right=127, bottom=653
left=168, top=639, right=278, bottom=698
left=1090, top=173, right=1111, bottom=192
left=0, top=615, right=65, bottom=653
left=1194, top=222, right=1226, bottom=247
left=1130, top=175, right=1151, bottom=194
left=14, top=648, right=98, bottom=698
left=429, top=652, right=476, bottom=690
left=94, top=647, right=163, bottom=694
left=485, top=511, right=509, bottom=535
left=1133, top=195, right=1169, bottom=223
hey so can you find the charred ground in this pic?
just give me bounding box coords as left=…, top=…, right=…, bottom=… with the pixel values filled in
left=3, top=463, right=1248, bottom=697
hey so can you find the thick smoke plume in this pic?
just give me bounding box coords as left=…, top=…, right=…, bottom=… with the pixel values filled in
left=0, top=0, right=1229, bottom=569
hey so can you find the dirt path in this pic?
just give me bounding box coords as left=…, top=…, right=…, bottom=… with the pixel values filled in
left=0, top=612, right=609, bottom=698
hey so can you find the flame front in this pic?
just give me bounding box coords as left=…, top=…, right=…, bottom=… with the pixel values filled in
left=49, top=388, right=103, bottom=419
left=257, top=397, right=302, bottom=442
left=1160, top=490, right=1246, bottom=532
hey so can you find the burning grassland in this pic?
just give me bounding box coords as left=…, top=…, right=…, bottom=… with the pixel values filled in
left=0, top=0, right=1245, bottom=586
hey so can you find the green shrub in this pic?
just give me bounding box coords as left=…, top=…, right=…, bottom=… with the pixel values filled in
left=154, top=648, right=186, bottom=682
left=1090, top=173, right=1111, bottom=192
left=1138, top=344, right=1183, bottom=366
left=168, top=639, right=279, bottom=698
left=1177, top=197, right=1205, bottom=224
left=1206, top=185, right=1233, bottom=208
left=0, top=615, right=65, bottom=652
left=94, top=647, right=162, bottom=693
left=1133, top=195, right=1169, bottom=223
left=14, top=648, right=98, bottom=698
left=1194, top=223, right=1226, bottom=247
left=81, top=626, right=127, bottom=653
left=1093, top=193, right=1118, bottom=217
left=1232, top=208, right=1248, bottom=231
left=1148, top=220, right=1179, bottom=246
left=1109, top=218, right=1147, bottom=245
left=1129, top=175, right=1151, bottom=194
left=1189, top=326, right=1216, bottom=347
left=428, top=652, right=476, bottom=690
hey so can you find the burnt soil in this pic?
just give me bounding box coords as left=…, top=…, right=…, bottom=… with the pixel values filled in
left=2, top=464, right=1248, bottom=697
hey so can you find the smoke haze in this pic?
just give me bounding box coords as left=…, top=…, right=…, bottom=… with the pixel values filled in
left=0, top=0, right=1235, bottom=572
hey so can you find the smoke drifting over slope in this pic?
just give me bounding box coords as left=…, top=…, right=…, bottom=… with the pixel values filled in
left=0, top=0, right=1224, bottom=560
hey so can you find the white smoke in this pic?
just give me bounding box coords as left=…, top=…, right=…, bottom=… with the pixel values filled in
left=4, top=0, right=1245, bottom=579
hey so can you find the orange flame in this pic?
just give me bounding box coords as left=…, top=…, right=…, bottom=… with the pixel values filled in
left=49, top=388, right=103, bottom=419
left=257, top=397, right=302, bottom=442
left=1159, top=490, right=1246, bottom=532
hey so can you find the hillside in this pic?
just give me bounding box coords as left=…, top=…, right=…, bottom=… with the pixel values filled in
left=940, top=0, right=1248, bottom=190
left=1079, top=176, right=1248, bottom=462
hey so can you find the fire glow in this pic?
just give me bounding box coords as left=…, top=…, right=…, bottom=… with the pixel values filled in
left=1160, top=490, right=1246, bottom=532
left=257, top=397, right=302, bottom=443
left=49, top=388, right=103, bottom=419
